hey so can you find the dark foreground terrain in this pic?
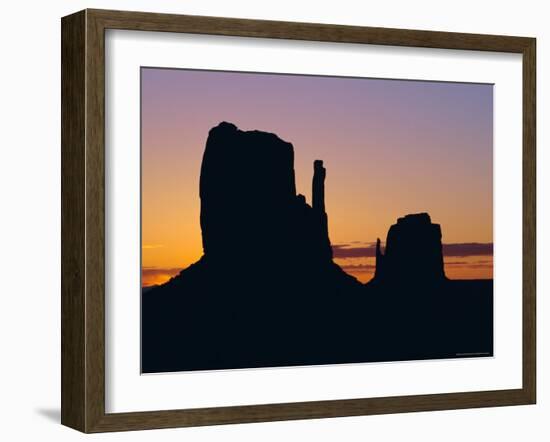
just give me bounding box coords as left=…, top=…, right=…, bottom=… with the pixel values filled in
left=142, top=274, right=492, bottom=373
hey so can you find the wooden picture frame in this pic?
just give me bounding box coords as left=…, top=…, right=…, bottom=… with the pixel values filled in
left=61, top=8, right=536, bottom=433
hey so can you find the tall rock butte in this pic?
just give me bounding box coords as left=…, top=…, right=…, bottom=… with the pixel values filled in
left=178, top=121, right=352, bottom=284
left=374, top=213, right=446, bottom=285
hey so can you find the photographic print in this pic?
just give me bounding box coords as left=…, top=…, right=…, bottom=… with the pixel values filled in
left=141, top=68, right=494, bottom=373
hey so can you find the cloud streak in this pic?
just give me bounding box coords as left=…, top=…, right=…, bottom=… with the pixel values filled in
left=442, top=243, right=493, bottom=257
left=332, top=244, right=377, bottom=258
left=142, top=267, right=182, bottom=286
left=142, top=266, right=182, bottom=276
left=339, top=263, right=376, bottom=272
left=332, top=242, right=493, bottom=259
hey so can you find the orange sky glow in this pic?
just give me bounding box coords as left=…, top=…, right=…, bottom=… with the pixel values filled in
left=141, top=68, right=493, bottom=287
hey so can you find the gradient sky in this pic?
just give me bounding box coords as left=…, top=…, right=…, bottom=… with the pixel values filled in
left=141, top=68, right=493, bottom=286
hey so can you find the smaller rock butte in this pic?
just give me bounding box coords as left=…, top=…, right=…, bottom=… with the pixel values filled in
left=374, top=212, right=446, bottom=285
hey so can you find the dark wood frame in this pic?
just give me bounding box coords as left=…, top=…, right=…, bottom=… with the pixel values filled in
left=61, top=8, right=536, bottom=433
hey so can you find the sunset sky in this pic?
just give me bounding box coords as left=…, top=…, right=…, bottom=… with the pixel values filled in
left=141, top=68, right=493, bottom=286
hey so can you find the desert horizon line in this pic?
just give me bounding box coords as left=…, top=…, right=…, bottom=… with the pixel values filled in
left=141, top=240, right=494, bottom=287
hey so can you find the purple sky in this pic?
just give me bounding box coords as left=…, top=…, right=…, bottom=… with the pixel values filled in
left=141, top=68, right=493, bottom=283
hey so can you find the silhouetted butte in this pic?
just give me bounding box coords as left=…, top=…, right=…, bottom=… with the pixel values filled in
left=373, top=213, right=446, bottom=286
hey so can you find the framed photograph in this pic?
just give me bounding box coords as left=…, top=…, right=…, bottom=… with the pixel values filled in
left=61, top=9, right=536, bottom=433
